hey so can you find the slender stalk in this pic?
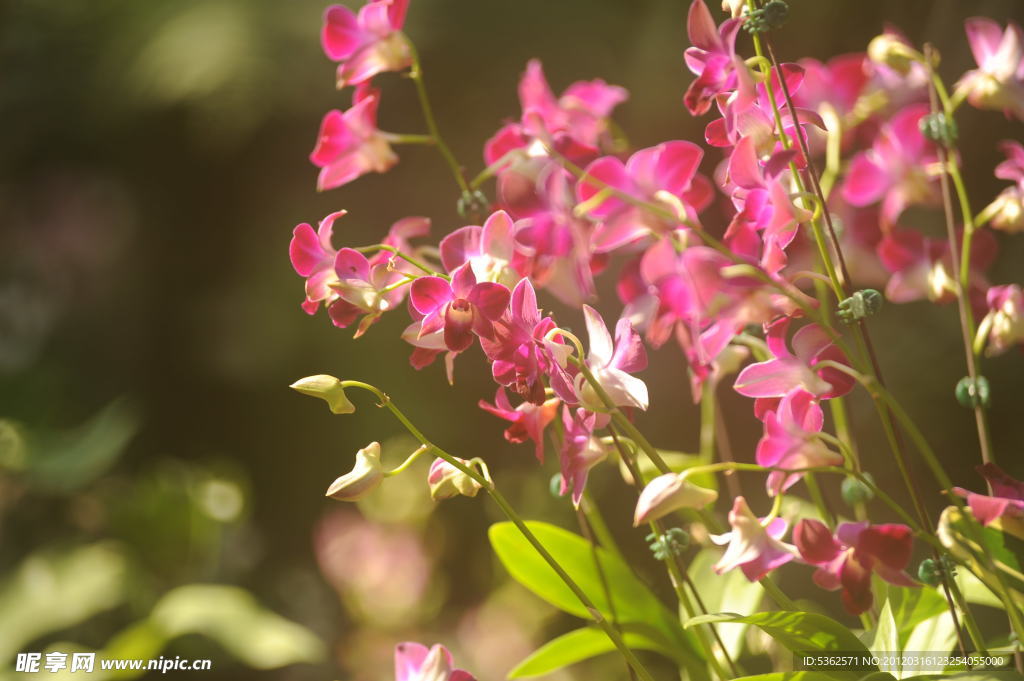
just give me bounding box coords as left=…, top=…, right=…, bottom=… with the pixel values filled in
left=923, top=45, right=995, bottom=472
left=354, top=243, right=444, bottom=277
left=612, top=426, right=735, bottom=680
left=338, top=381, right=659, bottom=681
left=406, top=42, right=470, bottom=194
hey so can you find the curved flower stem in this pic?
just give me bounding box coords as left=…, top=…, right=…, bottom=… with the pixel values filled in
left=354, top=243, right=445, bottom=277
left=382, top=132, right=437, bottom=145
left=337, top=380, right=659, bottom=681
left=924, top=46, right=995, bottom=472
left=406, top=41, right=471, bottom=195
left=610, top=426, right=736, bottom=680
left=383, top=444, right=431, bottom=476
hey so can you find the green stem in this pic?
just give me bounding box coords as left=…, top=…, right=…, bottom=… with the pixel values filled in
left=407, top=41, right=470, bottom=194
left=383, top=132, right=437, bottom=145
left=338, top=381, right=659, bottom=681
left=354, top=244, right=444, bottom=277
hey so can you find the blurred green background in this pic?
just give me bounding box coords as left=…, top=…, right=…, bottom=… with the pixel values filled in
left=1, top=1, right=1023, bottom=679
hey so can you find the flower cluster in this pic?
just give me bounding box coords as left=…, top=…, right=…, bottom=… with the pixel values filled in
left=290, top=0, right=1024, bottom=645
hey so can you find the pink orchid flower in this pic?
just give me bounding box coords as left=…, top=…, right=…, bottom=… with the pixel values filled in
left=478, top=388, right=560, bottom=462
left=321, top=0, right=412, bottom=89
left=877, top=227, right=996, bottom=311
left=480, top=278, right=576, bottom=405
left=440, top=211, right=524, bottom=288
left=726, top=138, right=809, bottom=274
left=576, top=141, right=711, bottom=252
left=394, top=642, right=476, bottom=681
left=841, top=103, right=938, bottom=226
left=573, top=305, right=649, bottom=411
left=289, top=210, right=348, bottom=314
left=956, top=18, right=1024, bottom=120
left=756, top=390, right=843, bottom=496
left=711, top=497, right=797, bottom=582
left=952, top=463, right=1024, bottom=526
left=310, top=83, right=398, bottom=191
left=733, top=317, right=855, bottom=400
left=683, top=0, right=743, bottom=115
left=558, top=407, right=610, bottom=507
left=794, top=519, right=916, bottom=615
left=987, top=140, right=1024, bottom=232
left=484, top=59, right=627, bottom=167
left=410, top=263, right=510, bottom=353
left=977, top=284, right=1024, bottom=356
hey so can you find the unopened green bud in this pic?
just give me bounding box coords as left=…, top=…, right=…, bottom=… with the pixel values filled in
left=841, top=473, right=875, bottom=507
left=955, top=376, right=991, bottom=409
left=290, top=375, right=356, bottom=414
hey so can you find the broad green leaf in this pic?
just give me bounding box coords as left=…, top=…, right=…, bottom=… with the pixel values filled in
left=938, top=506, right=1024, bottom=609
left=686, top=611, right=870, bottom=657
left=870, top=599, right=900, bottom=661
left=0, top=542, right=128, bottom=663
left=508, top=626, right=670, bottom=678
left=901, top=612, right=956, bottom=677
left=687, top=549, right=763, bottom=659
left=955, top=569, right=1001, bottom=609
left=151, top=584, right=324, bottom=668
left=884, top=584, right=947, bottom=647
left=22, top=400, right=139, bottom=492
left=488, top=521, right=707, bottom=678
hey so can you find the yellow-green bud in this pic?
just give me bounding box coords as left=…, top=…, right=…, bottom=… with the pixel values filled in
left=290, top=374, right=356, bottom=414
left=326, top=442, right=384, bottom=501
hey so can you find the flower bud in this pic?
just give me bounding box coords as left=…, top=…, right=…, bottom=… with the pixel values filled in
left=867, top=33, right=923, bottom=75
left=290, top=374, right=356, bottom=414
left=326, top=442, right=383, bottom=501
left=841, top=474, right=875, bottom=506
left=633, top=473, right=718, bottom=526
left=427, top=457, right=482, bottom=500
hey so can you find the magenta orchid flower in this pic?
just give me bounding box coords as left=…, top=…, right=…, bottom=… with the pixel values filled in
left=573, top=305, right=649, bottom=411
left=410, top=263, right=510, bottom=353
left=478, top=388, right=560, bottom=462
left=439, top=211, right=524, bottom=288
left=956, top=18, right=1024, bottom=120
left=756, top=390, right=843, bottom=496
left=289, top=210, right=348, bottom=315
left=576, top=141, right=711, bottom=252
left=733, top=317, right=855, bottom=401
left=711, top=497, right=797, bottom=582
left=977, top=284, right=1024, bottom=356
left=394, top=642, right=475, bottom=681
left=484, top=59, right=627, bottom=167
left=321, top=0, right=412, bottom=89
left=952, top=463, right=1024, bottom=526
left=558, top=407, right=610, bottom=507
left=310, top=83, right=398, bottom=191
left=480, top=278, right=576, bottom=404
left=840, top=103, right=938, bottom=226
left=795, top=519, right=916, bottom=615
left=683, top=0, right=742, bottom=115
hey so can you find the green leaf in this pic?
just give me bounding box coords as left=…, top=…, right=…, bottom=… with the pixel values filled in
left=23, top=400, right=139, bottom=492
left=508, top=626, right=669, bottom=678
left=938, top=506, right=1024, bottom=609
left=488, top=521, right=707, bottom=678
left=902, top=612, right=956, bottom=675
left=687, top=549, right=763, bottom=658
left=870, top=599, right=900, bottom=659
left=859, top=674, right=897, bottom=681
left=0, top=542, right=128, bottom=663
left=150, top=584, right=324, bottom=668
left=884, top=584, right=947, bottom=647
left=686, top=611, right=870, bottom=656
